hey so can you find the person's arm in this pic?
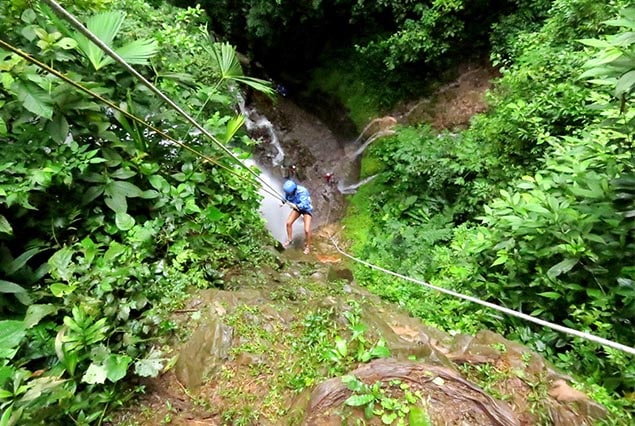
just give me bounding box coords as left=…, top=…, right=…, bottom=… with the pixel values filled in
left=296, top=188, right=312, bottom=211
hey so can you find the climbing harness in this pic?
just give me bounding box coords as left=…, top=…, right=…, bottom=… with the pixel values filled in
left=330, top=237, right=635, bottom=356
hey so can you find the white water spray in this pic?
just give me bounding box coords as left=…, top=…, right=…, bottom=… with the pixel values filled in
left=244, top=159, right=305, bottom=243
left=237, top=95, right=285, bottom=166
left=350, top=129, right=396, bottom=159
left=338, top=174, right=377, bottom=194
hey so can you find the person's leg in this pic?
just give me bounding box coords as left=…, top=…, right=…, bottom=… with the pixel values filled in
left=302, top=213, right=312, bottom=253
left=285, top=210, right=300, bottom=247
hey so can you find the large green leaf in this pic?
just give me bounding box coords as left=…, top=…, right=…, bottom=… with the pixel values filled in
left=74, top=11, right=157, bottom=70
left=0, top=320, right=26, bottom=359
left=24, top=304, right=59, bottom=328
left=0, top=280, right=27, bottom=294
left=0, top=215, right=12, bottom=235
left=48, top=246, right=74, bottom=282
left=105, top=195, right=127, bottom=214
left=615, top=70, right=635, bottom=97
left=104, top=354, right=131, bottom=382
left=13, top=81, right=54, bottom=119
left=547, top=258, right=578, bottom=280
left=82, top=362, right=107, bottom=384
left=105, top=180, right=143, bottom=198
left=47, top=114, right=69, bottom=144
left=5, top=246, right=47, bottom=275
left=115, top=212, right=135, bottom=230
left=223, top=115, right=245, bottom=143
left=74, top=11, right=125, bottom=70
left=113, top=38, right=159, bottom=66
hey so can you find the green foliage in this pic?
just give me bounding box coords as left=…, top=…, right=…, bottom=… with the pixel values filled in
left=343, top=1, right=635, bottom=419
left=356, top=0, right=469, bottom=70
left=342, top=375, right=429, bottom=425
left=0, top=0, right=274, bottom=424
left=71, top=10, right=159, bottom=70
left=323, top=301, right=391, bottom=375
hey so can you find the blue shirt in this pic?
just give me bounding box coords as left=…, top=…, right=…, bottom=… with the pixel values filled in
left=285, top=185, right=313, bottom=213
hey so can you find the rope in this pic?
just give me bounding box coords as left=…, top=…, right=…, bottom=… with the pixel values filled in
left=329, top=237, right=635, bottom=356
left=40, top=0, right=285, bottom=202
left=0, top=39, right=283, bottom=202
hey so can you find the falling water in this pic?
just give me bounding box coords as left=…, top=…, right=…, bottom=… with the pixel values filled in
left=350, top=129, right=396, bottom=160
left=244, top=159, right=305, bottom=243
left=237, top=95, right=285, bottom=166
left=338, top=174, right=377, bottom=194
left=352, top=116, right=398, bottom=144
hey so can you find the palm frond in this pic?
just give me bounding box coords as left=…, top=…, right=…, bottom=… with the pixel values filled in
left=75, top=11, right=126, bottom=70
left=210, top=42, right=242, bottom=79
left=231, top=75, right=275, bottom=95
left=114, top=39, right=159, bottom=65
left=207, top=41, right=274, bottom=95
left=73, top=11, right=157, bottom=70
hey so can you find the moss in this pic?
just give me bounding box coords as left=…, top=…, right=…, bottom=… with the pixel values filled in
left=308, top=51, right=402, bottom=130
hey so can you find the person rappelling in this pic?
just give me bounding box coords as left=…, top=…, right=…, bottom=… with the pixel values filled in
left=281, top=179, right=313, bottom=254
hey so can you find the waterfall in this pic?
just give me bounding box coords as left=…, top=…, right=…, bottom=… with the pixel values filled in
left=347, top=116, right=397, bottom=160
left=338, top=174, right=377, bottom=194
left=350, top=129, right=395, bottom=160
left=237, top=95, right=285, bottom=166
left=244, top=159, right=304, bottom=243
left=352, top=116, right=397, bottom=144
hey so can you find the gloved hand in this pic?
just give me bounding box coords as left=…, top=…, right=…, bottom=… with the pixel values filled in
left=280, top=199, right=299, bottom=211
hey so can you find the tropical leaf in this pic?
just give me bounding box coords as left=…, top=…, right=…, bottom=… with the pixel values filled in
left=24, top=304, right=59, bottom=328
left=112, top=38, right=159, bottom=66
left=74, top=11, right=126, bottom=70
left=223, top=115, right=245, bottom=143
left=209, top=41, right=241, bottom=79
left=0, top=280, right=27, bottom=294
left=208, top=41, right=274, bottom=95
left=74, top=11, right=157, bottom=70
left=0, top=215, right=12, bottom=235
left=615, top=70, right=635, bottom=97
left=5, top=246, right=47, bottom=275
left=13, top=81, right=54, bottom=119
left=0, top=320, right=26, bottom=359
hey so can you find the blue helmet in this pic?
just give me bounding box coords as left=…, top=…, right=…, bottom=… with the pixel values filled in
left=283, top=180, right=297, bottom=194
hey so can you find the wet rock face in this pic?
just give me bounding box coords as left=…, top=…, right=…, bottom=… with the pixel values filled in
left=250, top=92, right=353, bottom=228
left=168, top=274, right=606, bottom=426
left=175, top=319, right=233, bottom=388
left=305, top=359, right=520, bottom=426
